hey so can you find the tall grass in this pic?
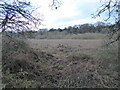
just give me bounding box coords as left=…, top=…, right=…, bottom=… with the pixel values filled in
left=35, top=32, right=107, bottom=39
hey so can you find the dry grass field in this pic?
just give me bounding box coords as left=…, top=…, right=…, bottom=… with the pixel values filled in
left=25, top=36, right=118, bottom=88
left=36, top=32, right=107, bottom=39
left=2, top=33, right=119, bottom=88
left=26, top=39, right=103, bottom=55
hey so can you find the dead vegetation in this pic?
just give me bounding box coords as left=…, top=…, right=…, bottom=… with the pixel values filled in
left=2, top=33, right=119, bottom=88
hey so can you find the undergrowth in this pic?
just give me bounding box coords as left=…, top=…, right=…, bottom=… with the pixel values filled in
left=2, top=33, right=119, bottom=88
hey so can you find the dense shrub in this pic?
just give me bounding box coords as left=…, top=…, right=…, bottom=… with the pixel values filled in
left=2, top=33, right=29, bottom=73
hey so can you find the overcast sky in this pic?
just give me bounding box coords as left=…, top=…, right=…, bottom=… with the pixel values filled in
left=30, top=0, right=114, bottom=29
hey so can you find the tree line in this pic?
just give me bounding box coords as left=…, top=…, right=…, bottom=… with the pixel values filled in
left=48, top=21, right=112, bottom=34
left=3, top=21, right=116, bottom=39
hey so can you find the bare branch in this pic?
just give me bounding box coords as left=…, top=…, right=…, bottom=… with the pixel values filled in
left=93, top=0, right=120, bottom=44
left=93, top=0, right=119, bottom=20
left=0, top=0, right=42, bottom=32
left=49, top=0, right=63, bottom=10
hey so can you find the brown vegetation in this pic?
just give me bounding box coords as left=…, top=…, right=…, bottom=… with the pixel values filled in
left=2, top=33, right=118, bottom=88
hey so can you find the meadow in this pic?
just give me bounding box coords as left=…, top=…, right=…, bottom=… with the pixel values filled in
left=2, top=33, right=119, bottom=88
left=26, top=33, right=118, bottom=88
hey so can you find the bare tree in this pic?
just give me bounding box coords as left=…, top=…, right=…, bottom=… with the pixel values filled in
left=94, top=0, right=119, bottom=20
left=0, top=0, right=63, bottom=33
left=0, top=0, right=42, bottom=32
left=93, top=0, right=120, bottom=44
